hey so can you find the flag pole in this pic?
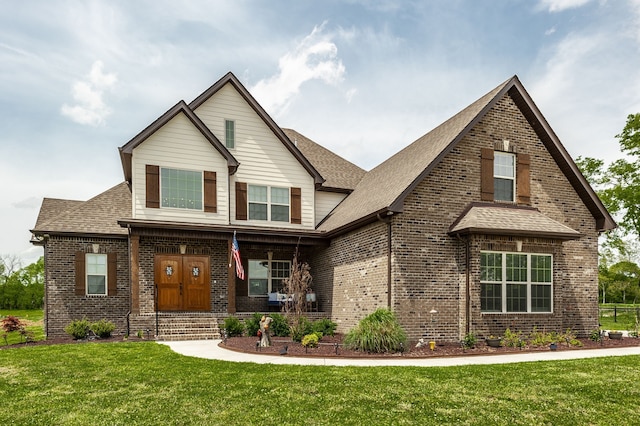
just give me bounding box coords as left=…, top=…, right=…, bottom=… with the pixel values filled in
left=228, top=231, right=235, bottom=267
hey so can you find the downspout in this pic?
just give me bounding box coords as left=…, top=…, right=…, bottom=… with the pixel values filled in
left=456, top=234, right=471, bottom=335
left=376, top=213, right=393, bottom=309
left=127, top=224, right=132, bottom=337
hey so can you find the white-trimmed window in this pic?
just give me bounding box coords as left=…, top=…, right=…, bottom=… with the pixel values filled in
left=160, top=168, right=202, bottom=210
left=248, top=259, right=290, bottom=296
left=248, top=185, right=290, bottom=222
left=225, top=119, right=235, bottom=149
left=494, top=152, right=515, bottom=202
left=86, top=253, right=107, bottom=295
left=480, top=251, right=552, bottom=313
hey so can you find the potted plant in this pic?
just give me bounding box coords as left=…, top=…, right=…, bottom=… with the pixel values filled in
left=486, top=336, right=501, bottom=347
left=609, top=330, right=623, bottom=340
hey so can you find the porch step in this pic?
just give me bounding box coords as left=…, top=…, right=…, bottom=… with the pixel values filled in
left=155, top=313, right=222, bottom=341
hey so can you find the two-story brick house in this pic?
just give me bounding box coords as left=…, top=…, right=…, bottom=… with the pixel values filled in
left=31, top=72, right=614, bottom=341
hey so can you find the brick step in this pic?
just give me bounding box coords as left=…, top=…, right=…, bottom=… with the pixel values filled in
left=155, top=314, right=222, bottom=341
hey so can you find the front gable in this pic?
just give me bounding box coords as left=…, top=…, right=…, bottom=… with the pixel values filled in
left=191, top=74, right=322, bottom=229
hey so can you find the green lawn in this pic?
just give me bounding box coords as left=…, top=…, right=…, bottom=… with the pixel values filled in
left=1, top=342, right=640, bottom=425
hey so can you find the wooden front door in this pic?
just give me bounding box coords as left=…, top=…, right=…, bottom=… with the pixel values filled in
left=155, top=255, right=210, bottom=311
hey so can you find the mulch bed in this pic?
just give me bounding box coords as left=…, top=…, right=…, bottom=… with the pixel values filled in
left=220, top=333, right=640, bottom=358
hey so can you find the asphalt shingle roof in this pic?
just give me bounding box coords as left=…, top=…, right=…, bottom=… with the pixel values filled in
left=283, top=128, right=366, bottom=192
left=31, top=182, right=131, bottom=236
left=448, top=204, right=581, bottom=240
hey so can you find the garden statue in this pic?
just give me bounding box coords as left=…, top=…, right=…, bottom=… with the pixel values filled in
left=259, top=315, right=273, bottom=347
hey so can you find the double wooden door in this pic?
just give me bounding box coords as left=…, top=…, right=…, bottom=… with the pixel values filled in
left=155, top=255, right=210, bottom=311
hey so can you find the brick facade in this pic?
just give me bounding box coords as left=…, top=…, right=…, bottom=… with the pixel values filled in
left=43, top=236, right=129, bottom=337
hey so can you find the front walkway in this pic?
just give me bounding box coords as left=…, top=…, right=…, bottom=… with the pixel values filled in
left=161, top=339, right=640, bottom=367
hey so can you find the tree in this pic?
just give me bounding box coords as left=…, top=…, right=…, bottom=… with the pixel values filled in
left=0, top=256, right=44, bottom=309
left=576, top=113, right=640, bottom=262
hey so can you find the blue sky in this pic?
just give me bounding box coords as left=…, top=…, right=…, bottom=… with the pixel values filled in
left=2, top=0, right=639, bottom=266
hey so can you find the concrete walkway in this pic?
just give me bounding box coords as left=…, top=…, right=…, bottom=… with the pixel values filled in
left=160, top=339, right=640, bottom=367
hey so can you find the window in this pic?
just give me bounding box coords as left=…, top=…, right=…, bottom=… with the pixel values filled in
left=248, top=259, right=291, bottom=296
left=225, top=119, right=235, bottom=149
left=480, top=252, right=552, bottom=313
left=494, top=152, right=515, bottom=202
left=86, top=254, right=107, bottom=295
left=248, top=185, right=289, bottom=222
left=161, top=168, right=202, bottom=210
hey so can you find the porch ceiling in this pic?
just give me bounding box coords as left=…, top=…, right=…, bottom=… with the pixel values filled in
left=118, top=218, right=329, bottom=246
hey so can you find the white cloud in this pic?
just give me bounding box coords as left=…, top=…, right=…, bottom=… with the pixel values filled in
left=61, top=60, right=117, bottom=126
left=250, top=23, right=345, bottom=117
left=538, top=0, right=592, bottom=12
left=12, top=197, right=40, bottom=209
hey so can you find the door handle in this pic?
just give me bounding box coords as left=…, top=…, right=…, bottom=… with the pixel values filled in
left=180, top=283, right=183, bottom=296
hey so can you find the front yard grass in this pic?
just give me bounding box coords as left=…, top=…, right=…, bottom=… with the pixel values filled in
left=1, top=342, right=639, bottom=425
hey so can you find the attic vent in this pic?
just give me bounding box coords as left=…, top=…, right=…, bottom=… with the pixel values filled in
left=494, top=139, right=517, bottom=153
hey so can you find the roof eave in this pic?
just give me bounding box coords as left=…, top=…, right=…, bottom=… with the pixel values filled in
left=447, top=227, right=581, bottom=241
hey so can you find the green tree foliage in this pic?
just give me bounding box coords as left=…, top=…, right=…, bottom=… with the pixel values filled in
left=0, top=256, right=44, bottom=309
left=599, top=260, right=640, bottom=304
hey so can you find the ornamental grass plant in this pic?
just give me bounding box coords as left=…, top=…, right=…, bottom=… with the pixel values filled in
left=343, top=308, right=408, bottom=353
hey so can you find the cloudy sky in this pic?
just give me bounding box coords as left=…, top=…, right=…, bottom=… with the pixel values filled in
left=2, top=0, right=639, bottom=266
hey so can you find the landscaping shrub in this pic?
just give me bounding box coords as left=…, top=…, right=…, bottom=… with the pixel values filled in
left=290, top=316, right=314, bottom=342
left=343, top=308, right=407, bottom=353
left=462, top=332, right=477, bottom=349
left=1, top=315, right=24, bottom=333
left=301, top=333, right=319, bottom=348
left=312, top=318, right=337, bottom=336
left=90, top=319, right=115, bottom=338
left=64, top=318, right=91, bottom=340
left=268, top=313, right=290, bottom=337
left=223, top=316, right=245, bottom=337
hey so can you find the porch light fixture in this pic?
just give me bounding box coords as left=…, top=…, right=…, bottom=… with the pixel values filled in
left=180, top=244, right=187, bottom=255
left=92, top=243, right=100, bottom=254
left=516, top=240, right=523, bottom=252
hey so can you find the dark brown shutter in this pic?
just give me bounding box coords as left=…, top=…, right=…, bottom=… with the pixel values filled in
left=517, top=153, right=531, bottom=205
left=291, top=187, right=302, bottom=224
left=75, top=252, right=85, bottom=296
left=107, top=252, right=117, bottom=296
left=204, top=171, right=217, bottom=213
left=236, top=182, right=247, bottom=220
left=146, top=165, right=160, bottom=208
left=480, top=148, right=494, bottom=201
left=235, top=257, right=248, bottom=297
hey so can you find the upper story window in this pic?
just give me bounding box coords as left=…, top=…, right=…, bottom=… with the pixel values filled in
left=494, top=152, right=515, bottom=202
left=161, top=168, right=203, bottom=210
left=225, top=119, right=235, bottom=149
left=481, top=147, right=530, bottom=204
left=248, top=185, right=290, bottom=222
left=480, top=251, right=552, bottom=313
left=248, top=259, right=291, bottom=296
left=86, top=253, right=107, bottom=295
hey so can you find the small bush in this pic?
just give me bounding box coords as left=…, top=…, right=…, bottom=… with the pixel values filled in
left=65, top=318, right=91, bottom=340
left=268, top=313, right=290, bottom=337
left=312, top=318, right=337, bottom=336
left=343, top=308, right=407, bottom=353
left=462, top=332, right=477, bottom=349
left=301, top=333, right=319, bottom=348
left=502, top=328, right=525, bottom=348
left=290, top=316, right=314, bottom=342
left=223, top=316, right=245, bottom=337
left=90, top=319, right=115, bottom=338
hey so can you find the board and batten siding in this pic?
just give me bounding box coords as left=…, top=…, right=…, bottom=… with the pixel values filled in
left=193, top=83, right=316, bottom=229
left=315, top=191, right=347, bottom=226
left=131, top=112, right=230, bottom=224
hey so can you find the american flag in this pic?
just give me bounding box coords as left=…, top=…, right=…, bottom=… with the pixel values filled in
left=232, top=231, right=245, bottom=280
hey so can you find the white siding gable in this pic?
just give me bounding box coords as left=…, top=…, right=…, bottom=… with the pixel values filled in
left=131, top=112, right=229, bottom=224
left=315, top=191, right=347, bottom=226
left=194, top=83, right=316, bottom=229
